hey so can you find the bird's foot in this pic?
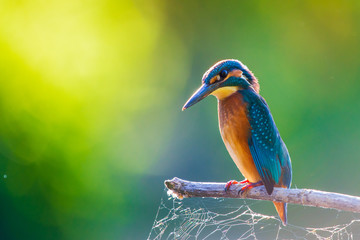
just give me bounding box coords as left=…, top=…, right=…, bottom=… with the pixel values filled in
left=224, top=179, right=250, bottom=192
left=239, top=179, right=250, bottom=184
left=238, top=181, right=263, bottom=196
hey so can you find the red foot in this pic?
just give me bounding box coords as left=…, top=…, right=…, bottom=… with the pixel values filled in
left=239, top=179, right=250, bottom=184
left=225, top=179, right=250, bottom=192
left=225, top=180, right=238, bottom=192
left=239, top=181, right=263, bottom=195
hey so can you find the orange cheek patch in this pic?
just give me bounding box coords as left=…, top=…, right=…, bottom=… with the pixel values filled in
left=209, top=75, right=220, bottom=84
left=224, top=69, right=243, bottom=81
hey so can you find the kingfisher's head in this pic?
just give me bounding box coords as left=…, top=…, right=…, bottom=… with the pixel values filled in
left=182, top=59, right=259, bottom=110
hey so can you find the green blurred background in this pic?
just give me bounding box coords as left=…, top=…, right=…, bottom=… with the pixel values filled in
left=0, top=0, right=360, bottom=239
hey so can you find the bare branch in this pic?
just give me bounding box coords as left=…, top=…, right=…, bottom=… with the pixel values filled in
left=164, top=177, right=360, bottom=213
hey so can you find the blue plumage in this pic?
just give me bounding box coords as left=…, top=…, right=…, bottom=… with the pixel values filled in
left=242, top=88, right=292, bottom=194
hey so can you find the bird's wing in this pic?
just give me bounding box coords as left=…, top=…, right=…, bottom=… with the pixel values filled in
left=247, top=95, right=287, bottom=195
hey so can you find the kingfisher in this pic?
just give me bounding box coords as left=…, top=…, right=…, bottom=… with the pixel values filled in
left=182, top=59, right=292, bottom=225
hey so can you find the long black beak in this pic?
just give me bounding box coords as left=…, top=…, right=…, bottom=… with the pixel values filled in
left=182, top=84, right=215, bottom=111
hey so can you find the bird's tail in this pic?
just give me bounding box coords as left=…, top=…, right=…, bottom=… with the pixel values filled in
left=273, top=201, right=287, bottom=225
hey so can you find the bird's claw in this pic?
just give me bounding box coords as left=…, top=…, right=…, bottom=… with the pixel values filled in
left=225, top=180, right=239, bottom=192
left=238, top=181, right=263, bottom=196
left=224, top=179, right=250, bottom=192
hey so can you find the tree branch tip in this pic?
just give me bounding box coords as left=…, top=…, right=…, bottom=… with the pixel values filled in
left=164, top=179, right=174, bottom=190
left=164, top=178, right=186, bottom=199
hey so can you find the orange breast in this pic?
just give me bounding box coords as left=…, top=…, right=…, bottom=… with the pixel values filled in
left=218, top=92, right=261, bottom=182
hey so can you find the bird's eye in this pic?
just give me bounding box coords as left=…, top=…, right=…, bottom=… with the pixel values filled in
left=219, top=70, right=228, bottom=79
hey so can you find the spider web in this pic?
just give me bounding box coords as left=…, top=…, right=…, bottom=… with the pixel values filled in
left=148, top=189, right=360, bottom=240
